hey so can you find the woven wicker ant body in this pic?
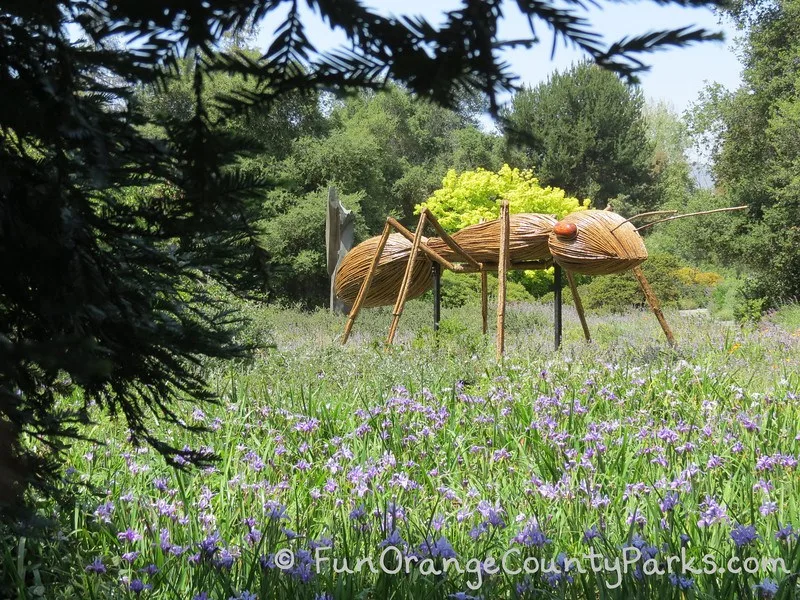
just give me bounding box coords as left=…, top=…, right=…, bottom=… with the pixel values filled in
left=336, top=203, right=745, bottom=355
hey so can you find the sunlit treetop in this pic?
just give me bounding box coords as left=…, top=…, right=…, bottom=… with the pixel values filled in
left=417, top=164, right=590, bottom=232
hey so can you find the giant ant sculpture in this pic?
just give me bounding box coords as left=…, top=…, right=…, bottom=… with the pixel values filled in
left=334, top=202, right=745, bottom=357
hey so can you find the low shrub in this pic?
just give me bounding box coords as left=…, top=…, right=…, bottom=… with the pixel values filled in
left=575, top=254, right=684, bottom=313
left=429, top=270, right=532, bottom=308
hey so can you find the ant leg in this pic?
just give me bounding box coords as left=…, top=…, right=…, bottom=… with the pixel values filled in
left=632, top=265, right=676, bottom=346
left=481, top=270, right=488, bottom=335
left=343, top=212, right=476, bottom=346
left=341, top=220, right=392, bottom=344
left=387, top=217, right=460, bottom=271
left=422, top=208, right=482, bottom=271
left=496, top=201, right=510, bottom=359
left=387, top=211, right=428, bottom=345
left=566, top=271, right=591, bottom=342
left=421, top=207, right=490, bottom=338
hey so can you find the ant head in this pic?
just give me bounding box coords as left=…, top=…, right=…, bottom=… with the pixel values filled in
left=548, top=210, right=647, bottom=275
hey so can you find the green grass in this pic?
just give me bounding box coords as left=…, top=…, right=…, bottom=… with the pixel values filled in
left=770, top=304, right=800, bottom=334
left=5, top=300, right=800, bottom=600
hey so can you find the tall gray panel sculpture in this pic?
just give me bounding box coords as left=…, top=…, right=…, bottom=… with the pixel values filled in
left=326, top=187, right=355, bottom=314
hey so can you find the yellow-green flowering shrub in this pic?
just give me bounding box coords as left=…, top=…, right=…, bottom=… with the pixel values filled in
left=417, top=165, right=590, bottom=297
left=416, top=164, right=590, bottom=232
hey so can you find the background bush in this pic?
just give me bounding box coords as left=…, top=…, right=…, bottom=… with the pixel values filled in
left=427, top=270, right=533, bottom=308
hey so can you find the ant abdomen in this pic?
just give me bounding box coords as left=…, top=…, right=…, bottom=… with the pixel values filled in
left=428, top=213, right=556, bottom=264
left=334, top=233, right=432, bottom=308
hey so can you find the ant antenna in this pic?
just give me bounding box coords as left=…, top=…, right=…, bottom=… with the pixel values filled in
left=609, top=210, right=678, bottom=232
left=634, top=206, right=749, bottom=232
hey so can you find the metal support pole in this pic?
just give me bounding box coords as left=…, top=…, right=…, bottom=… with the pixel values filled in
left=480, top=270, right=488, bottom=335
left=554, top=264, right=563, bottom=350
left=432, top=262, right=441, bottom=333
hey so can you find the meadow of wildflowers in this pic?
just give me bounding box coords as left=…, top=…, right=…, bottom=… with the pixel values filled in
left=5, top=302, right=800, bottom=600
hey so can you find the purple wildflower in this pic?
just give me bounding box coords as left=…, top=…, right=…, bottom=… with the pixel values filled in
left=760, top=501, right=778, bottom=516
left=776, top=524, right=795, bottom=541
left=215, top=548, right=235, bottom=570
left=379, top=529, right=407, bottom=549
left=627, top=508, right=647, bottom=527
left=287, top=548, right=314, bottom=583
left=85, top=557, right=106, bottom=574
left=543, top=553, right=575, bottom=587
left=431, top=514, right=446, bottom=531
left=294, top=418, right=320, bottom=433
left=199, top=532, right=221, bottom=557
left=626, top=534, right=658, bottom=561
left=471, top=521, right=490, bottom=540
left=154, top=498, right=178, bottom=520
left=698, top=496, right=729, bottom=527
left=754, top=578, right=779, bottom=599
left=754, top=479, right=774, bottom=494
left=92, top=501, right=115, bottom=523
left=512, top=519, right=551, bottom=547
left=476, top=500, right=506, bottom=528
left=660, top=491, right=680, bottom=513
left=309, top=536, right=333, bottom=550
left=731, top=524, right=760, bottom=548
left=583, top=526, right=601, bottom=544
left=128, top=579, right=151, bottom=594
left=669, top=574, right=694, bottom=590
left=245, top=527, right=262, bottom=546
left=117, top=528, right=142, bottom=543
left=492, top=448, right=512, bottom=461
left=418, top=536, right=456, bottom=559
left=159, top=528, right=171, bottom=552
left=264, top=501, right=288, bottom=522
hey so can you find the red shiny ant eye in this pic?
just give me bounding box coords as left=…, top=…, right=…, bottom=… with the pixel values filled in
left=553, top=221, right=578, bottom=239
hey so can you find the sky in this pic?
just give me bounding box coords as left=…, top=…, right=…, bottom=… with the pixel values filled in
left=255, top=0, right=744, bottom=118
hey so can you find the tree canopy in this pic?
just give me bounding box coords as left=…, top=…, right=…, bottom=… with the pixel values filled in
left=687, top=0, right=800, bottom=304
left=502, top=62, right=659, bottom=214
